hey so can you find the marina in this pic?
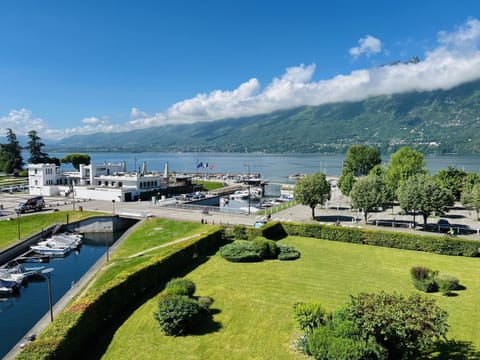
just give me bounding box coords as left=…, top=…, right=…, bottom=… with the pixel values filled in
left=0, top=231, right=122, bottom=359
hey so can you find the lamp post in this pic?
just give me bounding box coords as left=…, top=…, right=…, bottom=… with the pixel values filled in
left=104, top=226, right=111, bottom=262
left=243, top=164, right=251, bottom=215
left=112, top=199, right=115, bottom=215
left=16, top=210, right=21, bottom=240
left=41, top=268, right=55, bottom=322
left=71, top=184, right=75, bottom=211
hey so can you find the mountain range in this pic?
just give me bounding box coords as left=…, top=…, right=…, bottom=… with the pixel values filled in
left=48, top=79, right=480, bottom=155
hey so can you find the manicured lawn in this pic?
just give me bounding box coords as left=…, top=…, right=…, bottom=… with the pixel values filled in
left=101, top=237, right=480, bottom=360
left=0, top=210, right=102, bottom=250
left=112, top=218, right=208, bottom=259
left=89, top=218, right=212, bottom=291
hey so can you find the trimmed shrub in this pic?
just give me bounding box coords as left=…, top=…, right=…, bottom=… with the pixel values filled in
left=435, top=274, right=460, bottom=296
left=165, top=278, right=196, bottom=297
left=410, top=266, right=438, bottom=293
left=219, top=241, right=263, bottom=262
left=278, top=222, right=480, bottom=257
left=307, top=326, right=385, bottom=360
left=154, top=294, right=202, bottom=336
left=293, top=302, right=326, bottom=333
left=252, top=237, right=279, bottom=259
left=278, top=244, right=301, bottom=260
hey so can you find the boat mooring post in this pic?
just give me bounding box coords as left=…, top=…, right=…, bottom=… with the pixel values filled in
left=42, top=268, right=55, bottom=322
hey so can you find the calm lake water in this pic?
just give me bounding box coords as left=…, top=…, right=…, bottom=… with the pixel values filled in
left=50, top=152, right=480, bottom=182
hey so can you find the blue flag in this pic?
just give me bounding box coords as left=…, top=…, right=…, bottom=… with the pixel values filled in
left=197, top=161, right=203, bottom=169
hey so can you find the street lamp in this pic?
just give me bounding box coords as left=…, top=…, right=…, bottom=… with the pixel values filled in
left=41, top=268, right=55, bottom=322
left=70, top=184, right=75, bottom=211
left=243, top=164, right=251, bottom=215
left=104, top=226, right=111, bottom=262
left=16, top=210, right=21, bottom=240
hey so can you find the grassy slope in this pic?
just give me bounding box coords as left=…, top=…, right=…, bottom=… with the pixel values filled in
left=0, top=210, right=102, bottom=250
left=101, top=237, right=480, bottom=360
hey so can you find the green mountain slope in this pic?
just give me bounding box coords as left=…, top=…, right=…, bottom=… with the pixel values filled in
left=50, top=79, right=480, bottom=154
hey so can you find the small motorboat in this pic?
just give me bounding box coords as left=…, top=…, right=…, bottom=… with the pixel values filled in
left=30, top=243, right=71, bottom=256
left=0, top=279, right=18, bottom=295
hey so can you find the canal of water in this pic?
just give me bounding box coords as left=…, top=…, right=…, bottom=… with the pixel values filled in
left=0, top=232, right=122, bottom=358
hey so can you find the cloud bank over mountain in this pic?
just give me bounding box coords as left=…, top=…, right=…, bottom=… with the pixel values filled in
left=2, top=18, right=480, bottom=140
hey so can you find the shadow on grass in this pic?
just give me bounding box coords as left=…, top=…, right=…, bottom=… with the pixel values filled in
left=83, top=255, right=214, bottom=359
left=420, top=340, right=480, bottom=360
left=191, top=308, right=223, bottom=335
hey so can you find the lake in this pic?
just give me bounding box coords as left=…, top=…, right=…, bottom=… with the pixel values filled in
left=48, top=152, right=480, bottom=182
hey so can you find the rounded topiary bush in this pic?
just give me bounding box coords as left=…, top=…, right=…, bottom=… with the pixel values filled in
left=253, top=237, right=279, bottom=259
left=154, top=294, right=202, bottom=336
left=277, top=244, right=301, bottom=260
left=219, top=241, right=263, bottom=262
left=165, top=278, right=196, bottom=297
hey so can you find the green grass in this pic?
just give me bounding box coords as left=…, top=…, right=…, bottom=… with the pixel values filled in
left=193, top=180, right=224, bottom=191
left=89, top=218, right=212, bottom=291
left=0, top=210, right=103, bottom=250
left=111, top=218, right=209, bottom=259
left=101, top=237, right=480, bottom=360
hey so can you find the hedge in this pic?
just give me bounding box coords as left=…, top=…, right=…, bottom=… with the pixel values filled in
left=271, top=222, right=480, bottom=257
left=17, top=227, right=225, bottom=360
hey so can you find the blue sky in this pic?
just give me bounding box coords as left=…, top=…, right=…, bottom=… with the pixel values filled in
left=1, top=1, right=480, bottom=139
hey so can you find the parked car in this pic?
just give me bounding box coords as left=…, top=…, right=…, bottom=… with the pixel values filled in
left=15, top=196, right=45, bottom=213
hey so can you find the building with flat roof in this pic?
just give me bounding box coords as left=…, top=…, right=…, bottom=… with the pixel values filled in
left=28, top=161, right=172, bottom=202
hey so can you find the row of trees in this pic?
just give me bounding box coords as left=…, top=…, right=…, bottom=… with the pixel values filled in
left=294, top=145, right=480, bottom=224
left=0, top=129, right=91, bottom=174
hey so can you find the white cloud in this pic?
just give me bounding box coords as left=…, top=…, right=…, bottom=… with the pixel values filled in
left=0, top=109, right=47, bottom=135
left=129, top=107, right=149, bottom=121
left=4, top=17, right=480, bottom=140
left=82, top=116, right=102, bottom=124
left=349, top=35, right=382, bottom=59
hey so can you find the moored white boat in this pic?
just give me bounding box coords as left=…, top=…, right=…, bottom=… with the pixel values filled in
left=30, top=243, right=71, bottom=256
left=0, top=270, right=25, bottom=284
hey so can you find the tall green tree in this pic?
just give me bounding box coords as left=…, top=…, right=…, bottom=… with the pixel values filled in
left=342, top=145, right=382, bottom=177
left=338, top=145, right=381, bottom=196
left=461, top=182, right=480, bottom=220
left=350, top=175, right=388, bottom=223
left=293, top=172, right=331, bottom=219
left=433, top=166, right=467, bottom=201
left=0, top=128, right=24, bottom=174
left=27, top=130, right=50, bottom=164
left=61, top=153, right=91, bottom=170
left=397, top=174, right=454, bottom=226
left=385, top=147, right=427, bottom=196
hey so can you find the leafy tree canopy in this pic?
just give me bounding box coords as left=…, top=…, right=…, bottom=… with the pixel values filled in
left=342, top=145, right=381, bottom=177
left=385, top=146, right=427, bottom=195
left=293, top=172, right=331, bottom=219
left=350, top=175, right=388, bottom=223
left=61, top=153, right=91, bottom=170
left=433, top=166, right=467, bottom=201
left=397, top=174, right=454, bottom=225
left=461, top=182, right=480, bottom=220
